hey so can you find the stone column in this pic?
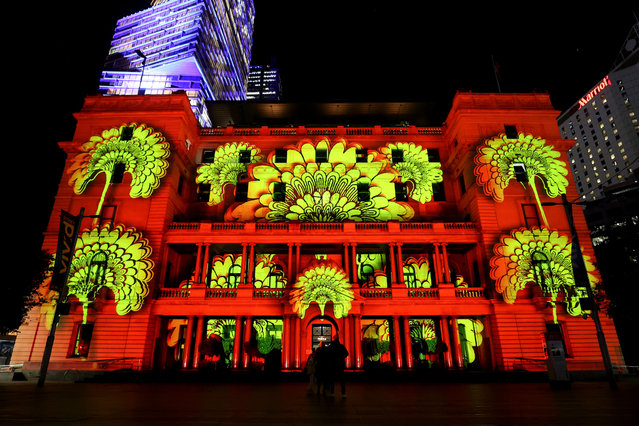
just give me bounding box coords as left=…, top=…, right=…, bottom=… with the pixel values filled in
left=295, top=243, right=301, bottom=279
left=441, top=243, right=450, bottom=283
left=433, top=243, right=443, bottom=285
left=192, top=315, right=204, bottom=369
left=182, top=316, right=194, bottom=369
left=283, top=315, right=291, bottom=370
left=287, top=243, right=294, bottom=284
left=451, top=317, right=464, bottom=369
left=343, top=243, right=350, bottom=283
left=392, top=315, right=403, bottom=369
left=240, top=243, right=248, bottom=286
left=403, top=316, right=413, bottom=370
left=232, top=317, right=242, bottom=369
left=343, top=316, right=352, bottom=369
left=201, top=243, right=210, bottom=285
left=194, top=243, right=203, bottom=283
left=351, top=244, right=358, bottom=285
left=388, top=242, right=397, bottom=286
left=243, top=316, right=252, bottom=369
left=247, top=243, right=255, bottom=286
left=353, top=314, right=362, bottom=369
left=294, top=316, right=302, bottom=369
left=439, top=317, right=453, bottom=369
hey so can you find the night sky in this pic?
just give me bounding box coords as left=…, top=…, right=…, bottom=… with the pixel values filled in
left=17, top=2, right=639, bottom=252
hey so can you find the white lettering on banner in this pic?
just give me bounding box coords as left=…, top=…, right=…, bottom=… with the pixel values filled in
left=578, top=76, right=611, bottom=109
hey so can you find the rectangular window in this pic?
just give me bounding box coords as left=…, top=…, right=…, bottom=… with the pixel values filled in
left=274, top=149, right=287, bottom=163
left=100, top=205, right=117, bottom=227
left=391, top=149, right=404, bottom=163
left=236, top=182, right=248, bottom=202
left=458, top=174, right=466, bottom=195
left=69, top=323, right=94, bottom=358
left=111, top=162, right=126, bottom=183
left=395, top=182, right=409, bottom=201
left=427, top=148, right=440, bottom=163
left=201, top=149, right=216, bottom=163
left=522, top=204, right=541, bottom=227
left=545, top=322, right=573, bottom=358
left=197, top=184, right=210, bottom=202
left=356, top=148, right=368, bottom=163
left=433, top=181, right=445, bottom=201
left=273, top=182, right=286, bottom=202
left=357, top=182, right=370, bottom=202
left=121, top=126, right=134, bottom=141
left=239, top=150, right=251, bottom=164
left=316, top=148, right=328, bottom=163
left=505, top=125, right=518, bottom=139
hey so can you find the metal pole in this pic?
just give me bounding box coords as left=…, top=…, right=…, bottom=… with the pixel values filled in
left=558, top=194, right=617, bottom=389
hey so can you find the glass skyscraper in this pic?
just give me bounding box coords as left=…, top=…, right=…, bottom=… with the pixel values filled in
left=98, top=0, right=255, bottom=127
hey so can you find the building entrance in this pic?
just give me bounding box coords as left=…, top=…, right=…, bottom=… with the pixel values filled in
left=311, top=324, right=332, bottom=349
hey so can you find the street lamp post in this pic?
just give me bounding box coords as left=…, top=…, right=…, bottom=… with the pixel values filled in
left=135, top=49, right=147, bottom=95
left=544, top=194, right=617, bottom=389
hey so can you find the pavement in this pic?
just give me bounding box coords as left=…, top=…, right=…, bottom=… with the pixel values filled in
left=0, top=374, right=637, bottom=425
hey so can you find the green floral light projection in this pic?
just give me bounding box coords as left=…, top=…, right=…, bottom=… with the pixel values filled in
left=490, top=227, right=599, bottom=320
left=409, top=319, right=438, bottom=362
left=290, top=261, right=353, bottom=319
left=66, top=224, right=154, bottom=322
left=207, top=254, right=286, bottom=288
left=68, top=123, right=170, bottom=216
left=205, top=319, right=236, bottom=367
left=361, top=319, right=391, bottom=363
left=403, top=256, right=433, bottom=288
left=252, top=319, right=283, bottom=355
left=357, top=253, right=388, bottom=288
left=226, top=138, right=423, bottom=222
left=474, top=133, right=569, bottom=226
left=371, top=142, right=443, bottom=203
left=457, top=319, right=484, bottom=365
left=196, top=142, right=263, bottom=205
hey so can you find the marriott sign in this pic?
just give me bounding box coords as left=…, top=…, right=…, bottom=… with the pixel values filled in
left=578, top=76, right=612, bottom=109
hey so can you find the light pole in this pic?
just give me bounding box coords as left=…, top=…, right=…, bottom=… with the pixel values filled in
left=135, top=49, right=147, bottom=95
left=543, top=194, right=617, bottom=389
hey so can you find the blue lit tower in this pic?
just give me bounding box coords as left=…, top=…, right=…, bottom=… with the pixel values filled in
left=98, top=0, right=255, bottom=127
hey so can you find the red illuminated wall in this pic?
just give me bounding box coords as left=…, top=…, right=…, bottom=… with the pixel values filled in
left=11, top=92, right=624, bottom=377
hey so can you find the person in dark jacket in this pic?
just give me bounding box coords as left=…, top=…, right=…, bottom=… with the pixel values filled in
left=313, top=342, right=330, bottom=395
left=328, top=334, right=349, bottom=397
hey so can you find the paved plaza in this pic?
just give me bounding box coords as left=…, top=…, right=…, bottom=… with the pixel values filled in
left=1, top=376, right=637, bottom=425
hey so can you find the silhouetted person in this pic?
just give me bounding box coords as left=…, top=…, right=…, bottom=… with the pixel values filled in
left=304, top=348, right=317, bottom=393
left=314, top=342, right=330, bottom=395
left=328, top=334, right=349, bottom=397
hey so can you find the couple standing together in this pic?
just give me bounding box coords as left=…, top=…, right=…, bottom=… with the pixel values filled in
left=306, top=335, right=349, bottom=397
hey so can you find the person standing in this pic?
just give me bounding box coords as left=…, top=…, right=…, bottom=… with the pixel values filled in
left=329, top=334, right=349, bottom=397
left=304, top=348, right=317, bottom=393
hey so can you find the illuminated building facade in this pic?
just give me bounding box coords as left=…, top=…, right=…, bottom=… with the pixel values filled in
left=12, top=92, right=625, bottom=378
left=246, top=65, right=282, bottom=100
left=98, top=0, right=255, bottom=127
left=558, top=23, right=638, bottom=202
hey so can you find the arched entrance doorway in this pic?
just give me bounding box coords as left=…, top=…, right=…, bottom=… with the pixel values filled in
left=306, top=314, right=340, bottom=350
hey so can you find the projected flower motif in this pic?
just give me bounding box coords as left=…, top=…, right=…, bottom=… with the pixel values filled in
left=457, top=319, right=484, bottom=364
left=362, top=319, right=390, bottom=362
left=208, top=254, right=243, bottom=288
left=410, top=319, right=438, bottom=357
left=68, top=123, right=170, bottom=215
left=403, top=256, right=433, bottom=288
left=67, top=224, right=154, bottom=322
left=474, top=133, right=568, bottom=202
left=196, top=142, right=263, bottom=205
left=253, top=319, right=283, bottom=354
left=208, top=254, right=286, bottom=288
left=229, top=138, right=414, bottom=222
left=290, top=261, right=353, bottom=319
left=490, top=227, right=598, bottom=317
left=371, top=142, right=443, bottom=203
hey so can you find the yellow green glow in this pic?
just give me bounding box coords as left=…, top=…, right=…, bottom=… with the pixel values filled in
left=403, top=256, right=432, bottom=288
left=252, top=319, right=283, bottom=354
left=68, top=123, right=170, bottom=217
left=66, top=224, right=154, bottom=321
left=490, top=227, right=598, bottom=318
left=290, top=261, right=353, bottom=318
left=409, top=319, right=438, bottom=361
left=196, top=142, right=263, bottom=205
left=361, top=319, right=390, bottom=362
left=371, top=142, right=443, bottom=203
left=226, top=138, right=426, bottom=222
left=474, top=133, right=569, bottom=226
left=457, top=319, right=484, bottom=364
left=206, top=319, right=236, bottom=366
left=207, top=254, right=286, bottom=288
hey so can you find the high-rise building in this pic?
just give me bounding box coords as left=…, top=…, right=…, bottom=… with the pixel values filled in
left=11, top=92, right=625, bottom=379
left=557, top=23, right=639, bottom=202
left=247, top=65, right=282, bottom=100
left=98, top=0, right=255, bottom=127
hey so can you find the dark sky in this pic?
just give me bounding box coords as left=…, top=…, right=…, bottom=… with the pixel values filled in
left=17, top=1, right=639, bottom=252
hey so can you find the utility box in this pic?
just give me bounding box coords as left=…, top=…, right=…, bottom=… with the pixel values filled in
left=544, top=332, right=570, bottom=388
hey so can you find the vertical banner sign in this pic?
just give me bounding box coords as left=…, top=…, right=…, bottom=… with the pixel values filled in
left=38, top=208, right=84, bottom=387
left=49, top=210, right=82, bottom=292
